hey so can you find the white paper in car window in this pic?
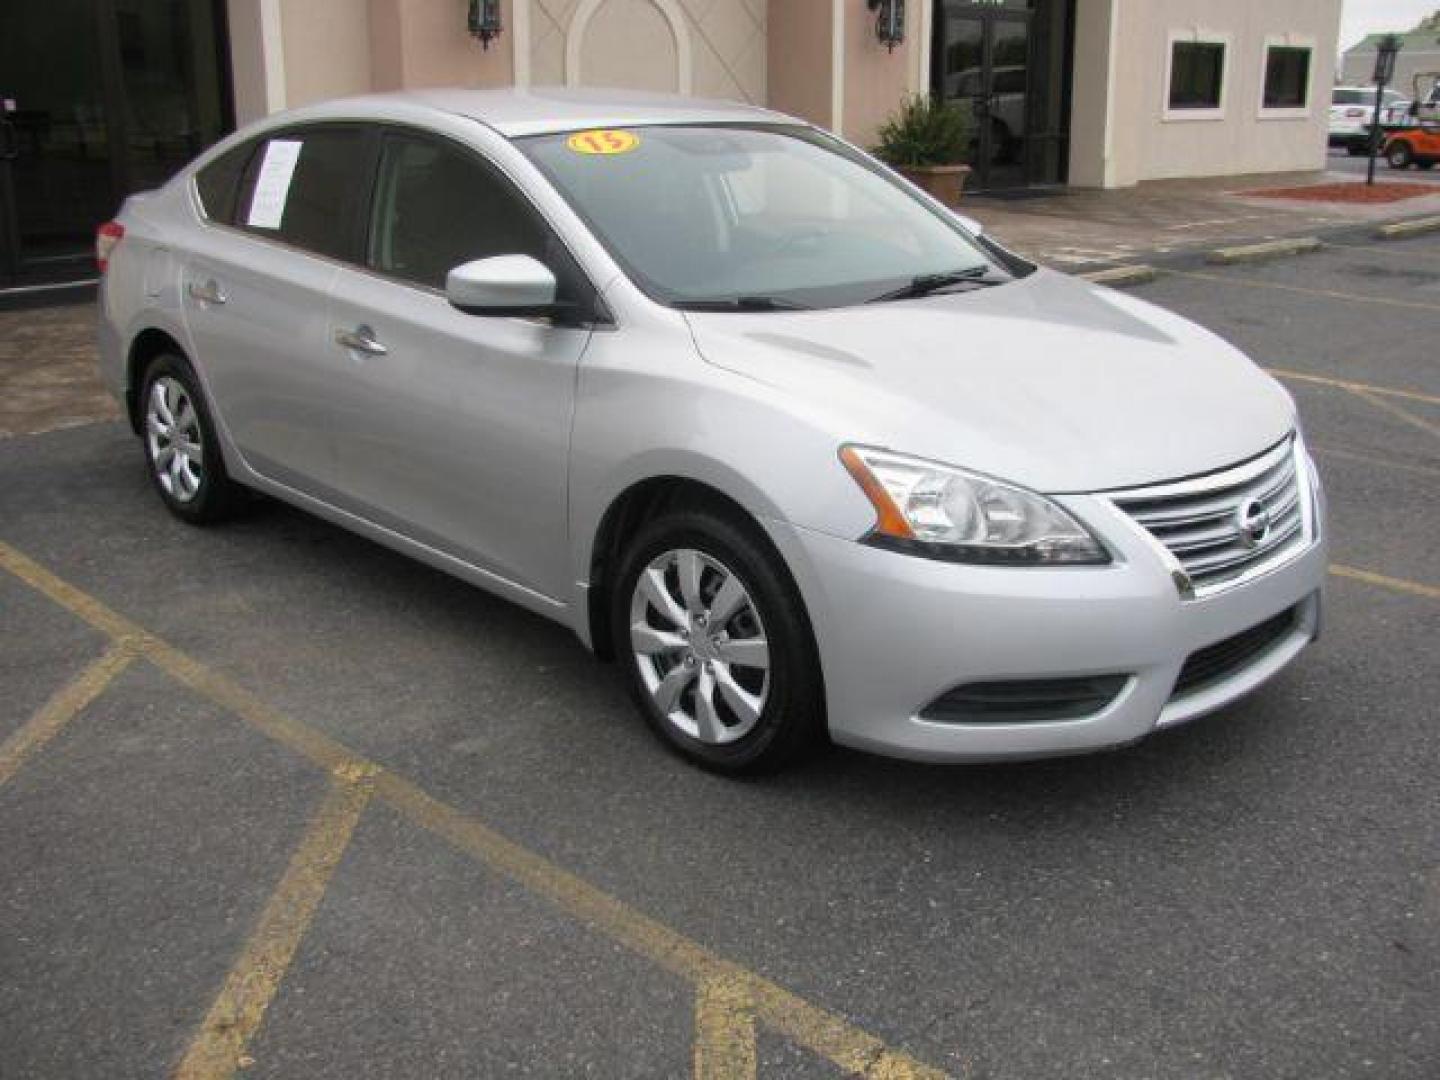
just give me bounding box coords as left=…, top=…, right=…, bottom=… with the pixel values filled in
left=246, top=139, right=303, bottom=229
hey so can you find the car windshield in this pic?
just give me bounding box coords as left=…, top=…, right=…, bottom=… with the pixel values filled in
left=518, top=124, right=1012, bottom=309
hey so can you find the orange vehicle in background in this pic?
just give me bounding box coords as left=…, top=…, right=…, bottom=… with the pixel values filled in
left=1384, top=122, right=1440, bottom=170
left=1384, top=74, right=1440, bottom=170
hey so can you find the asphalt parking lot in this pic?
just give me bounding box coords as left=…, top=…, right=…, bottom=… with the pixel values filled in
left=3, top=232, right=1439, bottom=1079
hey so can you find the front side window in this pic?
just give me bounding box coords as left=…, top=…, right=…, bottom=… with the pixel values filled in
left=518, top=124, right=1012, bottom=310
left=1263, top=47, right=1311, bottom=110
left=1168, top=41, right=1226, bottom=111
left=367, top=132, right=549, bottom=290
left=238, top=127, right=374, bottom=262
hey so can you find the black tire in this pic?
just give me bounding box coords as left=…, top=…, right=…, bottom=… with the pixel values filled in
left=1419, top=160, right=1436, bottom=171
left=1387, top=142, right=1413, bottom=169
left=611, top=504, right=825, bottom=774
left=1346, top=143, right=1367, bottom=157
left=137, top=353, right=244, bottom=524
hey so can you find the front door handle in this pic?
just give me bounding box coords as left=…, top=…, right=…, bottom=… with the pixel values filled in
left=334, top=324, right=387, bottom=355
left=187, top=279, right=227, bottom=305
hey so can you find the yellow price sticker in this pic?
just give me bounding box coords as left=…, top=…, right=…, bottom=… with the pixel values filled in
left=566, top=129, right=641, bottom=156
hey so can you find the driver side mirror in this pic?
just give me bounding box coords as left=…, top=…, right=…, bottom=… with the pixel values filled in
left=952, top=212, right=984, bottom=238
left=446, top=255, right=558, bottom=318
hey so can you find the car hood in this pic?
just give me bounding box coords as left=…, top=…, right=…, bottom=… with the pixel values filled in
left=683, top=269, right=1295, bottom=493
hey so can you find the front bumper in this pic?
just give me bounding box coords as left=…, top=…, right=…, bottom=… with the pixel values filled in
left=765, top=479, right=1327, bottom=762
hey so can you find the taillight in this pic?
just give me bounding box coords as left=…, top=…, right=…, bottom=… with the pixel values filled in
left=96, top=221, right=124, bottom=272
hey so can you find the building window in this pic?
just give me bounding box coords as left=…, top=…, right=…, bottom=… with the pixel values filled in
left=1260, top=42, right=1314, bottom=116
left=1168, top=41, right=1226, bottom=112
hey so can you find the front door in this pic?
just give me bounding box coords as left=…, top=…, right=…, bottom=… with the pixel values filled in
left=932, top=0, right=1069, bottom=190
left=322, top=129, right=593, bottom=599
left=0, top=0, right=230, bottom=292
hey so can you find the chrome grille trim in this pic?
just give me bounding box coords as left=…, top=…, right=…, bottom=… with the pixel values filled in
left=1107, top=437, right=1315, bottom=599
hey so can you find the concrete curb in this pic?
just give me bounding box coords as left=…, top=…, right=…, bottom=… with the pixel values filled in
left=1375, top=216, right=1440, bottom=240
left=1078, top=264, right=1159, bottom=287
left=1206, top=237, right=1322, bottom=265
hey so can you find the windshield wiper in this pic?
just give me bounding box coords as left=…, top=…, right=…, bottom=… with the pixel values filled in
left=672, top=296, right=813, bottom=312
left=866, top=267, right=1006, bottom=303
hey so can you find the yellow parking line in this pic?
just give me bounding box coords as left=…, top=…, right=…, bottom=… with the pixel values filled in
left=378, top=774, right=949, bottom=1078
left=174, top=765, right=377, bottom=1080
left=1350, top=389, right=1440, bottom=441
left=1266, top=368, right=1440, bottom=407
left=1329, top=564, right=1440, bottom=601
left=694, top=976, right=757, bottom=1080
left=0, top=640, right=135, bottom=787
left=0, top=538, right=949, bottom=1079
left=1170, top=269, right=1440, bottom=313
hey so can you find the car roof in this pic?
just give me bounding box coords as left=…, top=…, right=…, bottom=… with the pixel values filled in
left=300, top=87, right=802, bottom=138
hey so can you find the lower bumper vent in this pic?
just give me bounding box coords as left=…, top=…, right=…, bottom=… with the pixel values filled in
left=1172, top=607, right=1297, bottom=699
left=921, top=675, right=1129, bottom=725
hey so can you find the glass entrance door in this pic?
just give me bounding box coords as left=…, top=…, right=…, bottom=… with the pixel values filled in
left=0, top=0, right=230, bottom=291
left=932, top=0, right=1069, bottom=191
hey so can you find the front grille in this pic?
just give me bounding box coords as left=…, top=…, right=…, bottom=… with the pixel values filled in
left=1110, top=439, right=1307, bottom=596
left=921, top=675, right=1129, bottom=724
left=1172, top=607, right=1298, bottom=698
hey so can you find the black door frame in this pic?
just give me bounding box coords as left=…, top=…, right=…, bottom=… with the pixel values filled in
left=0, top=0, right=234, bottom=294
left=931, top=0, right=1072, bottom=192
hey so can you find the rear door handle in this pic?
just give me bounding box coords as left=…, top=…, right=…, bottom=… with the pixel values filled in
left=186, top=279, right=227, bottom=305
left=334, top=324, right=387, bottom=355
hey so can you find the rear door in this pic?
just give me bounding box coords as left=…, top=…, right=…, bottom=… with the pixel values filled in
left=321, top=127, right=596, bottom=598
left=180, top=125, right=377, bottom=495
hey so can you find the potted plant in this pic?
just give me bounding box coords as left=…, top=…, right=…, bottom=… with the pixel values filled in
left=874, top=94, right=973, bottom=205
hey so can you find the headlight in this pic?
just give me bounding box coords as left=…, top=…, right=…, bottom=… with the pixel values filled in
left=839, top=445, right=1109, bottom=565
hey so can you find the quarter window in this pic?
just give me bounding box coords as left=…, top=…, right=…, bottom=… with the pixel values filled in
left=1263, top=46, right=1311, bottom=110
left=238, top=128, right=374, bottom=262
left=194, top=141, right=257, bottom=224
left=1168, top=41, right=1226, bottom=111
left=367, top=133, right=548, bottom=290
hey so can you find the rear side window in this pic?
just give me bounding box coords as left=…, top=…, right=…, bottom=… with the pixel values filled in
left=238, top=127, right=374, bottom=262
left=194, top=141, right=257, bottom=224
left=367, top=132, right=549, bottom=289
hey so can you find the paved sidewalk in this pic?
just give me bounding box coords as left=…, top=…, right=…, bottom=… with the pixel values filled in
left=965, top=162, right=1440, bottom=269
left=0, top=302, right=119, bottom=439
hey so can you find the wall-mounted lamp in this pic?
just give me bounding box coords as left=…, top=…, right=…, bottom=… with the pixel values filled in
left=469, top=0, right=503, bottom=49
left=866, top=0, right=905, bottom=52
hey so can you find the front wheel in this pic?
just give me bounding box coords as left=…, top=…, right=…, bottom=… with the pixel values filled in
left=1387, top=142, right=1413, bottom=169
left=612, top=507, right=824, bottom=773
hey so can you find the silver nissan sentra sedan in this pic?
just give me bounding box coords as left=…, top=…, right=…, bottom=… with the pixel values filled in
left=95, top=88, right=1327, bottom=773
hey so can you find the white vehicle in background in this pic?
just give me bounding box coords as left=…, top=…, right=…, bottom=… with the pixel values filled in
left=1380, top=98, right=1413, bottom=127
left=1330, top=86, right=1406, bottom=154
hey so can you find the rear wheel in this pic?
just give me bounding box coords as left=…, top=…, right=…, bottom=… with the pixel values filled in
left=1387, top=142, right=1414, bottom=169
left=1419, top=160, right=1436, bottom=170
left=139, top=353, right=243, bottom=524
left=612, top=506, right=824, bottom=773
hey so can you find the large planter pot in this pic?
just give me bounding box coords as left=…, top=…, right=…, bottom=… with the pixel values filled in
left=896, top=164, right=972, bottom=206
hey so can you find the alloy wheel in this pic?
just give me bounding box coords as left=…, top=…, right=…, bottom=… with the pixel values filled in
left=628, top=548, right=770, bottom=745
left=145, top=376, right=205, bottom=503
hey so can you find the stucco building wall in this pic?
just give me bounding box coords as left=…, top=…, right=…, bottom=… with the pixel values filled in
left=1070, top=0, right=1340, bottom=187
left=227, top=0, right=1341, bottom=189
